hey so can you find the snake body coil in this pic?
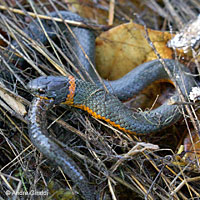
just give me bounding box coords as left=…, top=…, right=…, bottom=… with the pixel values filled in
left=28, top=60, right=195, bottom=134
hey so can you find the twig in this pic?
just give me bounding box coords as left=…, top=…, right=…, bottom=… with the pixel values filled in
left=0, top=4, right=111, bottom=31
left=108, top=0, right=115, bottom=25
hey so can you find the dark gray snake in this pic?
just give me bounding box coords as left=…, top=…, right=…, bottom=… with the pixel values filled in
left=9, top=10, right=196, bottom=200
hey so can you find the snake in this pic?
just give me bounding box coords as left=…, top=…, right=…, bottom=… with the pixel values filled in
left=9, top=10, right=195, bottom=199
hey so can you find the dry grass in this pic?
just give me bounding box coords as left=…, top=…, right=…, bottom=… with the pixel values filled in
left=0, top=0, right=200, bottom=199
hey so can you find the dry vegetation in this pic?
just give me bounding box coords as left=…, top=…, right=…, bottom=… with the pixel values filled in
left=0, top=0, right=200, bottom=199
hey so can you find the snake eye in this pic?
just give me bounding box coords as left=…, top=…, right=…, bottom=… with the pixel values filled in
left=38, top=88, right=46, bottom=94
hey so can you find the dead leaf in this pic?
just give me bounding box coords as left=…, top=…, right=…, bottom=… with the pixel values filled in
left=95, top=22, right=173, bottom=80
left=183, top=132, right=200, bottom=163
left=67, top=0, right=109, bottom=24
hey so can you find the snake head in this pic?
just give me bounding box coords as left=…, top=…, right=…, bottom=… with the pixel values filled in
left=27, top=76, right=71, bottom=104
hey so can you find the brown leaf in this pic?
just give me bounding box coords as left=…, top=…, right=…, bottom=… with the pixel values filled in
left=183, top=132, right=200, bottom=162
left=95, top=22, right=173, bottom=80
left=67, top=0, right=109, bottom=24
